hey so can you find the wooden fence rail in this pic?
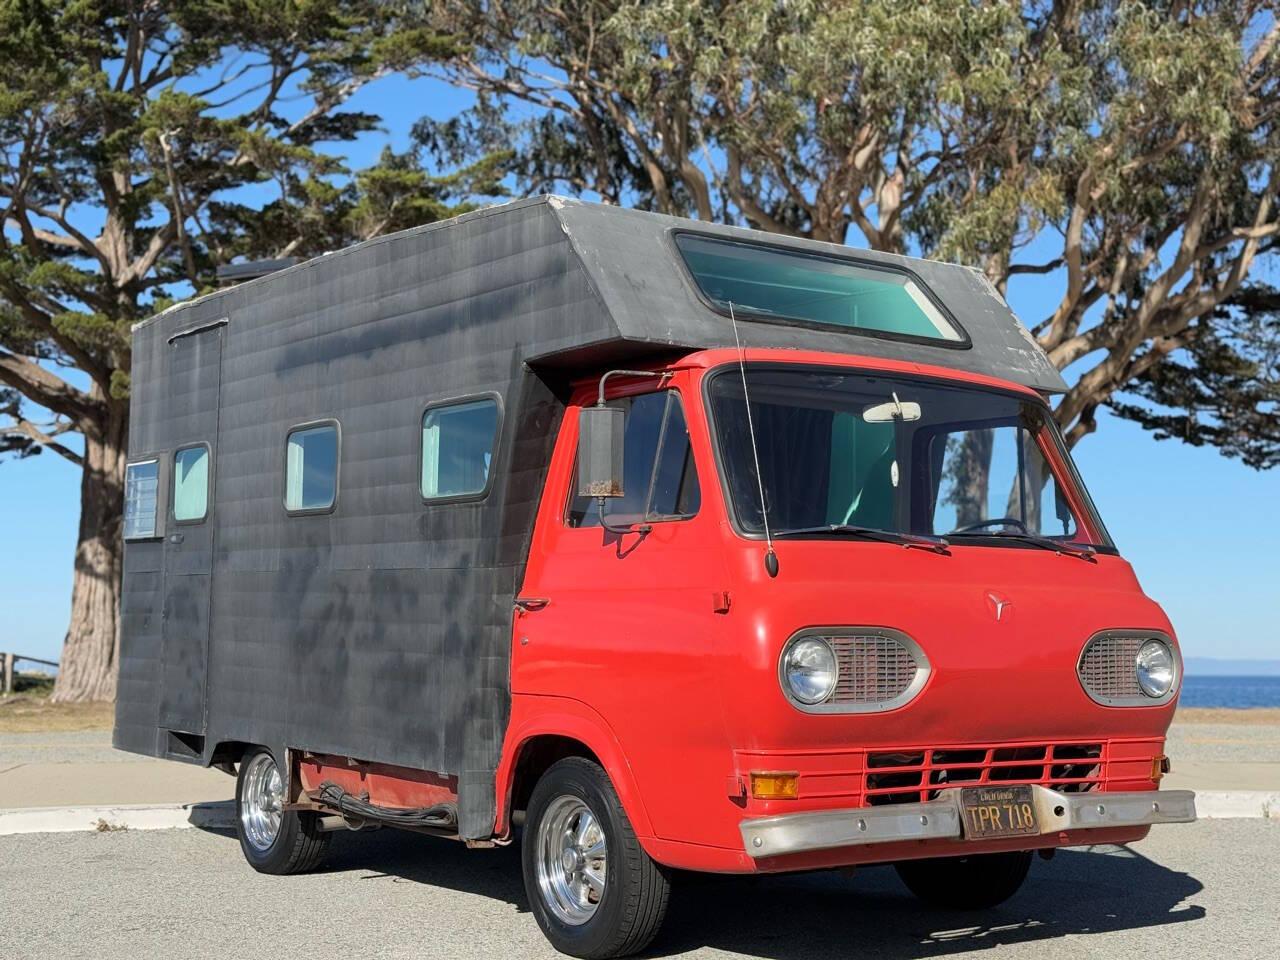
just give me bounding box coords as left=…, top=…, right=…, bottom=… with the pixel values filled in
left=1, top=652, right=59, bottom=695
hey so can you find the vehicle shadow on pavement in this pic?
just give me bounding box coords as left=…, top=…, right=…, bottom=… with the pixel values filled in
left=197, top=825, right=1205, bottom=958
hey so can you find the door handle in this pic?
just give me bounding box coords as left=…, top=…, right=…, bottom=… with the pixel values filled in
left=168, top=533, right=185, bottom=544
left=514, top=597, right=550, bottom=613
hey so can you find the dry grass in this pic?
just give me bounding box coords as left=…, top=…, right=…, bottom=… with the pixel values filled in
left=0, top=695, right=114, bottom=733
left=1175, top=707, right=1280, bottom=726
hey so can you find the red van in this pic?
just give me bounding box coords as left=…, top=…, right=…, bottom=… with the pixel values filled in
left=116, top=199, right=1194, bottom=959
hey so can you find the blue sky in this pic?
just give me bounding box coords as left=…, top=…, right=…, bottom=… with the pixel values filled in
left=2, top=74, right=1278, bottom=665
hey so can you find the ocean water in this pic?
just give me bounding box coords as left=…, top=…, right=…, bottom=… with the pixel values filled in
left=1179, top=674, right=1280, bottom=709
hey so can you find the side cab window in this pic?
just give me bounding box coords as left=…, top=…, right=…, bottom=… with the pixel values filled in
left=568, top=391, right=700, bottom=528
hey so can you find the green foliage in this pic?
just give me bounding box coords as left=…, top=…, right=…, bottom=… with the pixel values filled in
left=428, top=0, right=1280, bottom=467
left=1111, top=288, right=1280, bottom=469
left=1, top=0, right=506, bottom=463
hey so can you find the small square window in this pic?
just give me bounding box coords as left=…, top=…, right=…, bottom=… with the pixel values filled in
left=173, top=445, right=209, bottom=522
left=124, top=460, right=160, bottom=540
left=422, top=398, right=500, bottom=500
left=285, top=423, right=339, bottom=512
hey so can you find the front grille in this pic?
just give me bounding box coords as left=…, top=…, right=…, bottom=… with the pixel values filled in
left=864, top=742, right=1105, bottom=805
left=1078, top=634, right=1144, bottom=701
left=830, top=634, right=919, bottom=705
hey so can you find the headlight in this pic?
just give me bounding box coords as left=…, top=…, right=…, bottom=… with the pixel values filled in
left=1136, top=639, right=1176, bottom=698
left=782, top=637, right=838, bottom=704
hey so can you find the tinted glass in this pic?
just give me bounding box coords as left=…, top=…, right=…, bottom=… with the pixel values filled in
left=173, top=446, right=209, bottom=522
left=568, top=392, right=700, bottom=527
left=676, top=234, right=963, bottom=342
left=285, top=424, right=338, bottom=511
left=422, top=398, right=500, bottom=499
left=123, top=460, right=159, bottom=539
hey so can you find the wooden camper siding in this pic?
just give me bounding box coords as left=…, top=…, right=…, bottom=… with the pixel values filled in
left=115, top=200, right=605, bottom=839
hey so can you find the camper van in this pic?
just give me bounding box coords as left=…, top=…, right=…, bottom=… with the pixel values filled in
left=115, top=197, right=1195, bottom=959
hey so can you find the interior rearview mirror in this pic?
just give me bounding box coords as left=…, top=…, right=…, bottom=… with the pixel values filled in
left=863, top=399, right=922, bottom=422
left=577, top=405, right=625, bottom=498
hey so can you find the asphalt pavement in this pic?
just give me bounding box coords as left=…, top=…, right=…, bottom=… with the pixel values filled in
left=1, top=818, right=1276, bottom=960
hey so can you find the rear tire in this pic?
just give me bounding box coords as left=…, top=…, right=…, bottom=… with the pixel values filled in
left=234, top=747, right=330, bottom=875
left=522, top=757, right=670, bottom=959
left=895, top=850, right=1032, bottom=910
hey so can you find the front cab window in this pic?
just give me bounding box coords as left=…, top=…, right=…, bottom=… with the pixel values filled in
left=707, top=366, right=1111, bottom=550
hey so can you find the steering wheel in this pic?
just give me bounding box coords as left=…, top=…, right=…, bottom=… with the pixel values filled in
left=948, top=517, right=1029, bottom=535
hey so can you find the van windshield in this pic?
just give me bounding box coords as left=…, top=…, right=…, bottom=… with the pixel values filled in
left=707, top=366, right=1112, bottom=549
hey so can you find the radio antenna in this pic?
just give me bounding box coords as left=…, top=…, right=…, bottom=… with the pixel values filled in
left=728, top=301, right=778, bottom=578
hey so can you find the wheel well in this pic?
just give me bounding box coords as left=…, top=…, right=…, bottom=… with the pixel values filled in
left=509, top=735, right=601, bottom=816
left=208, top=740, right=255, bottom=768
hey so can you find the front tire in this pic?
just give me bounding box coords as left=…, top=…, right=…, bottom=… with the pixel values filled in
left=234, top=747, right=330, bottom=875
left=895, top=850, right=1033, bottom=910
left=522, top=757, right=670, bottom=959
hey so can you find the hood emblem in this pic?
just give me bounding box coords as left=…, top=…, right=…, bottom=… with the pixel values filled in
left=986, top=592, right=1013, bottom=622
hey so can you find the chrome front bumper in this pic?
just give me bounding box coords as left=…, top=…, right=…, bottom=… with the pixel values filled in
left=739, top=786, right=1197, bottom=859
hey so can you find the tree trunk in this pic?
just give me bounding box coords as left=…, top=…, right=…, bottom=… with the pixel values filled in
left=51, top=405, right=127, bottom=703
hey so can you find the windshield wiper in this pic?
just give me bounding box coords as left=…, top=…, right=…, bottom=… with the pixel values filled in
left=773, top=524, right=950, bottom=554
left=948, top=530, right=1097, bottom=561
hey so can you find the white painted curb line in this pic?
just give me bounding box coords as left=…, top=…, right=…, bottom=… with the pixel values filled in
left=0, top=800, right=235, bottom=835
left=0, top=792, right=1275, bottom=837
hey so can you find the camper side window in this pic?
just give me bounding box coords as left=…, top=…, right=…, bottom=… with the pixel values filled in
left=421, top=397, right=501, bottom=501
left=567, top=391, right=701, bottom=528
left=123, top=460, right=160, bottom=540
left=173, top=445, right=210, bottom=523
left=285, top=422, right=339, bottom=513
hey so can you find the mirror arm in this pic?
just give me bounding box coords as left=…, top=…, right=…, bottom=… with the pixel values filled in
left=596, top=369, right=669, bottom=406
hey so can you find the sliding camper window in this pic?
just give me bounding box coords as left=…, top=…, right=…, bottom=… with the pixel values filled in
left=674, top=233, right=966, bottom=345
left=285, top=422, right=339, bottom=514
left=421, top=396, right=501, bottom=501
left=172, top=445, right=210, bottom=523
left=123, top=459, right=160, bottom=540
left=567, top=391, right=701, bottom=528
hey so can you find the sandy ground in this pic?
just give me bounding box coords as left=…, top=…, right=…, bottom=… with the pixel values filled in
left=2, top=697, right=1277, bottom=735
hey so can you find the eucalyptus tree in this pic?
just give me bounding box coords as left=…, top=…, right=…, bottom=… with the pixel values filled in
left=0, top=1, right=503, bottom=701
left=427, top=0, right=1279, bottom=466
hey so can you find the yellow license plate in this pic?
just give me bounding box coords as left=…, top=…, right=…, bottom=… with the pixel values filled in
left=960, top=785, right=1040, bottom=839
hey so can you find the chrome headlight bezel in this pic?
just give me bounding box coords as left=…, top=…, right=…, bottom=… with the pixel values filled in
left=1077, top=629, right=1181, bottom=707
left=778, top=627, right=931, bottom=714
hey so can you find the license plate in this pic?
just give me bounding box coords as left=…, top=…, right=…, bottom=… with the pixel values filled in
left=960, top=785, right=1040, bottom=839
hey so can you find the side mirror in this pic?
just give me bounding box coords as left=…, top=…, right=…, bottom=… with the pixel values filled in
left=1054, top=485, right=1073, bottom=525
left=577, top=405, right=625, bottom=498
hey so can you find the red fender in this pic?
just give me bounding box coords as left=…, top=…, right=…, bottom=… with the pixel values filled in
left=494, top=694, right=655, bottom=839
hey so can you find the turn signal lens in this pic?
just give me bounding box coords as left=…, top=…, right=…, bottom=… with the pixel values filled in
left=750, top=772, right=799, bottom=800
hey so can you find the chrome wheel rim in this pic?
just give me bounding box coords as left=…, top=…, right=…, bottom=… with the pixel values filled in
left=535, top=796, right=607, bottom=925
left=240, top=752, right=284, bottom=852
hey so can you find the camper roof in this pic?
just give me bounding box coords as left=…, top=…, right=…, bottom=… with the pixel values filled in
left=138, top=196, right=1066, bottom=394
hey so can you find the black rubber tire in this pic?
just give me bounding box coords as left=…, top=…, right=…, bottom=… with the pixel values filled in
left=895, top=850, right=1033, bottom=910
left=234, top=747, right=331, bottom=875
left=522, top=757, right=671, bottom=959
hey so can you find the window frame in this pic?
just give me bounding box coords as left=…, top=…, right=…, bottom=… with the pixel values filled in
left=564, top=387, right=702, bottom=529
left=283, top=418, right=341, bottom=517
left=123, top=457, right=163, bottom=542
left=171, top=442, right=212, bottom=526
left=668, top=229, right=972, bottom=351
left=418, top=392, right=504, bottom=505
